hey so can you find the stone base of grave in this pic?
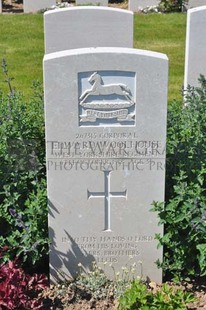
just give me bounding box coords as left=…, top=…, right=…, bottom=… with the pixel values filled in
left=76, top=0, right=108, bottom=5
left=23, top=0, right=56, bottom=13
left=129, top=0, right=160, bottom=12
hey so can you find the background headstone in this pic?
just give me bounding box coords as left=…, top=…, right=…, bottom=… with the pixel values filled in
left=129, top=0, right=160, bottom=12
left=187, top=0, right=206, bottom=9
left=0, top=0, right=2, bottom=13
left=76, top=0, right=108, bottom=6
left=44, top=7, right=133, bottom=54
left=44, top=47, right=168, bottom=284
left=184, top=6, right=206, bottom=89
left=24, top=0, right=56, bottom=13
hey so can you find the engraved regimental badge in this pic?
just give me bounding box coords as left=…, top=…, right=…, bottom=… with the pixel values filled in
left=78, top=71, right=136, bottom=126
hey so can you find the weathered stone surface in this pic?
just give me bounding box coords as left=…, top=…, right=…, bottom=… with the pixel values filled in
left=44, top=7, right=133, bottom=54
left=24, top=0, right=56, bottom=13
left=184, top=6, right=206, bottom=89
left=44, top=47, right=168, bottom=284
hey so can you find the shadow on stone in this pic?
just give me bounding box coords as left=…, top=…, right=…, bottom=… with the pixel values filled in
left=49, top=227, right=95, bottom=282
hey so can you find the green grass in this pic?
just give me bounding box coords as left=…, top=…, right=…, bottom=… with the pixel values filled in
left=0, top=14, right=44, bottom=97
left=134, top=13, right=186, bottom=101
left=0, top=12, right=186, bottom=101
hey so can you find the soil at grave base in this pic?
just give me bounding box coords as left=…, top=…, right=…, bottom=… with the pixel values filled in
left=59, top=299, right=118, bottom=310
left=39, top=280, right=206, bottom=309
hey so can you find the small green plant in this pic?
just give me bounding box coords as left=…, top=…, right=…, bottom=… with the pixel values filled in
left=75, top=262, right=112, bottom=300
left=75, top=262, right=135, bottom=300
left=152, top=75, right=206, bottom=281
left=118, top=280, right=195, bottom=310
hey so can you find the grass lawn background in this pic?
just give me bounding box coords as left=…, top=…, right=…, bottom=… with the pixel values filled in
left=0, top=12, right=186, bottom=101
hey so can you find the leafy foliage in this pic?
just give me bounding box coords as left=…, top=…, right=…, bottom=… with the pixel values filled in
left=0, top=248, right=48, bottom=310
left=76, top=263, right=112, bottom=300
left=38, top=263, right=195, bottom=310
left=158, top=0, right=185, bottom=12
left=0, top=60, right=48, bottom=271
left=152, top=75, right=206, bottom=281
left=118, top=280, right=195, bottom=310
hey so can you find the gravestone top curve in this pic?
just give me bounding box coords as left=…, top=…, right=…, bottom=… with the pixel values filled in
left=44, top=46, right=168, bottom=62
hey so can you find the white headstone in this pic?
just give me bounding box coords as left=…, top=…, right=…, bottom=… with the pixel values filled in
left=184, top=6, right=206, bottom=89
left=0, top=0, right=2, bottom=13
left=129, top=0, right=160, bottom=12
left=44, top=7, right=133, bottom=54
left=44, top=47, right=168, bottom=284
left=76, top=0, right=108, bottom=6
left=24, top=0, right=56, bottom=13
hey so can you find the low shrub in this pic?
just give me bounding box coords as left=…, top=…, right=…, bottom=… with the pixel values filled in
left=0, top=60, right=48, bottom=272
left=37, top=262, right=133, bottom=309
left=0, top=248, right=48, bottom=310
left=118, top=280, right=195, bottom=310
left=152, top=75, right=206, bottom=281
left=36, top=265, right=195, bottom=309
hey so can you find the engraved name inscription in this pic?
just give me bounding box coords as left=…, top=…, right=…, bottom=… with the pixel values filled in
left=49, top=140, right=165, bottom=158
left=47, top=138, right=165, bottom=172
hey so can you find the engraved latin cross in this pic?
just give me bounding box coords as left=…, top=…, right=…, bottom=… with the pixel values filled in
left=87, top=171, right=127, bottom=231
